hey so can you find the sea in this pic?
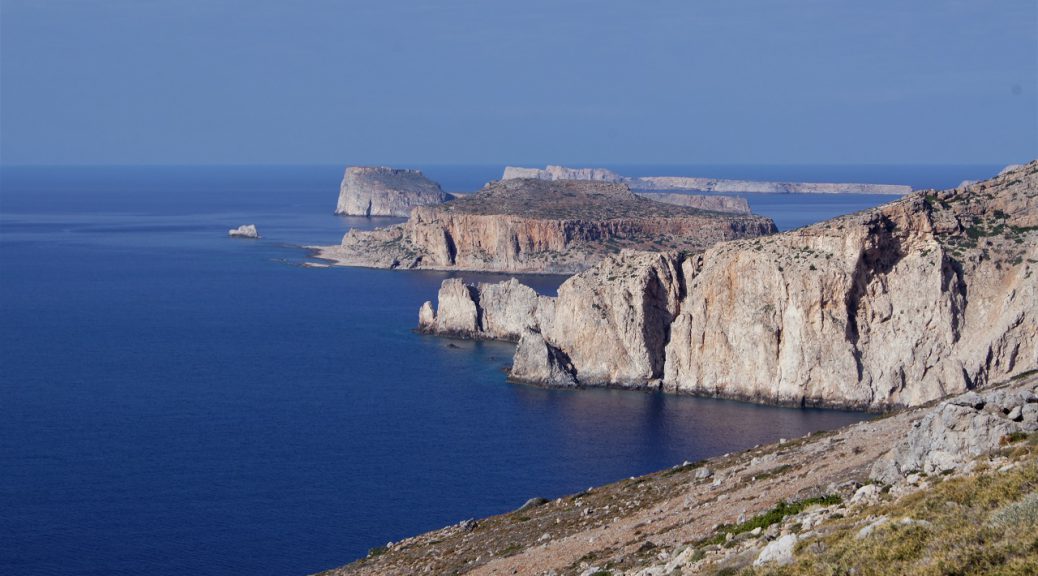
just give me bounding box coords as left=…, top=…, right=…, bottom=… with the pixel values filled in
left=0, top=163, right=1002, bottom=575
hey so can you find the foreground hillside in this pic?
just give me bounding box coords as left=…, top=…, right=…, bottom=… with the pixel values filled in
left=321, top=373, right=1038, bottom=576
left=315, top=179, right=776, bottom=274
left=421, top=162, right=1038, bottom=410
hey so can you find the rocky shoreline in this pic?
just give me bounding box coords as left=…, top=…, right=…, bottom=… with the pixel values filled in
left=321, top=372, right=1038, bottom=576
left=317, top=179, right=776, bottom=274
left=419, top=162, right=1038, bottom=411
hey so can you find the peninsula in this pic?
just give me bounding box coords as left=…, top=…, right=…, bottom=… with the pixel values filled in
left=314, top=178, right=777, bottom=274
left=503, top=165, right=914, bottom=195
left=420, top=162, right=1038, bottom=410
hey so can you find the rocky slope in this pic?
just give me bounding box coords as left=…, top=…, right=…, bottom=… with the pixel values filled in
left=316, top=179, right=776, bottom=274
left=634, top=193, right=751, bottom=214
left=335, top=166, right=448, bottom=217
left=504, top=165, right=912, bottom=195
left=420, top=162, right=1038, bottom=410
left=321, top=373, right=1038, bottom=576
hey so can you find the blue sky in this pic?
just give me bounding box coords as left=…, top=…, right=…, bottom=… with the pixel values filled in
left=1, top=0, right=1035, bottom=165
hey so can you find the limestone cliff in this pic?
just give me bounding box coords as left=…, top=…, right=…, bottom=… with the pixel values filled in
left=316, top=179, right=777, bottom=274
left=422, top=162, right=1038, bottom=409
left=503, top=165, right=912, bottom=195
left=335, top=166, right=448, bottom=217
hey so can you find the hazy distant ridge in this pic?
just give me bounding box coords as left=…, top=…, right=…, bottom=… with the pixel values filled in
left=503, top=165, right=913, bottom=195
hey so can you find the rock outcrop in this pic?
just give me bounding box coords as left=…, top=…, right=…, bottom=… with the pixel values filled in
left=228, top=224, right=260, bottom=238
left=417, top=278, right=542, bottom=341
left=503, top=165, right=913, bottom=195
left=316, top=179, right=777, bottom=274
left=422, top=162, right=1038, bottom=409
left=335, top=166, right=448, bottom=217
left=870, top=380, right=1038, bottom=483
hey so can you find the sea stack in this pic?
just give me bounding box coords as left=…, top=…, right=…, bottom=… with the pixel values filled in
left=335, top=166, right=448, bottom=217
left=228, top=224, right=260, bottom=238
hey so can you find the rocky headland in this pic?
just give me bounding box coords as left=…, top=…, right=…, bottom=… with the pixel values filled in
left=322, top=372, right=1038, bottom=576
left=315, top=179, right=777, bottom=274
left=503, top=165, right=913, bottom=195
left=420, top=162, right=1038, bottom=410
left=335, top=166, right=449, bottom=217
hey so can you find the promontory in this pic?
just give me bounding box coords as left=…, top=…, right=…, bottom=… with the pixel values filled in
left=335, top=166, right=448, bottom=217
left=314, top=178, right=778, bottom=274
left=420, top=161, right=1038, bottom=410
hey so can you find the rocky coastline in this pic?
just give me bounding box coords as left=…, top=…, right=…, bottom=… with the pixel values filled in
left=315, top=179, right=777, bottom=274
left=322, top=372, right=1038, bottom=576
left=419, top=162, right=1038, bottom=411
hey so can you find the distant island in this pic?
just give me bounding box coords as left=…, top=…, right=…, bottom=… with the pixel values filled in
left=335, top=166, right=448, bottom=217
left=315, top=178, right=777, bottom=274
left=503, top=165, right=914, bottom=195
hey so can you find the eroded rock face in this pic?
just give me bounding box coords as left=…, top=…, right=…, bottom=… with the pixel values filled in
left=870, top=382, right=1038, bottom=483
left=538, top=251, right=685, bottom=385
left=335, top=166, right=448, bottom=217
left=421, top=162, right=1038, bottom=409
left=510, top=329, right=578, bottom=387
left=418, top=278, right=541, bottom=341
left=319, top=179, right=777, bottom=274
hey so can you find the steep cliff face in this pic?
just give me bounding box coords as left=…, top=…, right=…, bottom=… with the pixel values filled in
left=422, top=162, right=1038, bottom=409
left=335, top=166, right=448, bottom=217
left=418, top=278, right=543, bottom=341
left=317, top=179, right=776, bottom=274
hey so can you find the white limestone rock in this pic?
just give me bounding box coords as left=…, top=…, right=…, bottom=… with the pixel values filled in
left=228, top=224, right=260, bottom=239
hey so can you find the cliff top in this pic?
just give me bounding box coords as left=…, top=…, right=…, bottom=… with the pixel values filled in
left=344, top=166, right=427, bottom=177
left=434, top=178, right=746, bottom=220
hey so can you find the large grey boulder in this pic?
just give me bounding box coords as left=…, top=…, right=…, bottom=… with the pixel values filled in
left=871, top=382, right=1038, bottom=484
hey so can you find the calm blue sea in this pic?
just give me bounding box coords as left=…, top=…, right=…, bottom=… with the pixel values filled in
left=0, top=164, right=1001, bottom=575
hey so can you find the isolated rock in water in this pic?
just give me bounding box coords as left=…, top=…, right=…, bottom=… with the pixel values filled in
left=511, top=329, right=577, bottom=387
left=336, top=166, right=448, bottom=217
left=228, top=224, right=260, bottom=238
left=870, top=383, right=1038, bottom=484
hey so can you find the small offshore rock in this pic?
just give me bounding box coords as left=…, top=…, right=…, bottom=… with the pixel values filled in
left=228, top=224, right=260, bottom=238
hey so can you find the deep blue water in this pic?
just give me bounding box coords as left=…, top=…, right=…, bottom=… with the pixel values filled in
left=0, top=164, right=1000, bottom=575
